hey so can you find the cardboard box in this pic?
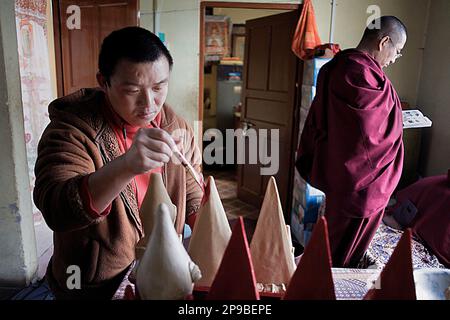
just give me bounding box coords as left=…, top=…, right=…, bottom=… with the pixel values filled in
left=302, top=58, right=331, bottom=86
left=290, top=171, right=326, bottom=247
left=301, top=85, right=316, bottom=110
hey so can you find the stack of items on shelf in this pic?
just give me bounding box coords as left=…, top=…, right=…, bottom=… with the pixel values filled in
left=291, top=58, right=329, bottom=247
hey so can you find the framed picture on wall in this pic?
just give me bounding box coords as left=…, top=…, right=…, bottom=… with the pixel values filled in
left=205, top=15, right=231, bottom=61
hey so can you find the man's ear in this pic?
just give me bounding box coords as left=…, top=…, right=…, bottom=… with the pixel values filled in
left=379, top=36, right=390, bottom=51
left=96, top=72, right=108, bottom=91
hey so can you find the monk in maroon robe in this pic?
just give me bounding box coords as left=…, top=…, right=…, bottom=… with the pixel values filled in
left=383, top=171, right=450, bottom=268
left=296, top=16, right=407, bottom=267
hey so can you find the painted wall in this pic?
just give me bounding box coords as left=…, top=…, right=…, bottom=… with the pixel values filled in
left=0, top=0, right=37, bottom=288
left=417, top=0, right=450, bottom=176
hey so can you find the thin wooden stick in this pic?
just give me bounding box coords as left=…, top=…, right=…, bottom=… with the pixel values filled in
left=151, top=120, right=205, bottom=190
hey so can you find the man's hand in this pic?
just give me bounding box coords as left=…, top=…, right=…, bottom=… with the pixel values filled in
left=86, top=128, right=180, bottom=213
left=123, top=128, right=177, bottom=174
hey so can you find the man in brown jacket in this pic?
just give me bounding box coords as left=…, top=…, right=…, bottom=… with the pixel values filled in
left=33, top=27, right=203, bottom=299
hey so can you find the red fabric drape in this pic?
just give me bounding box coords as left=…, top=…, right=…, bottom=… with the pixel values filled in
left=292, top=0, right=322, bottom=60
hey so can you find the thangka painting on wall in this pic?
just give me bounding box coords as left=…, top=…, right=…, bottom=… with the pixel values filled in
left=15, top=0, right=54, bottom=224
left=205, top=15, right=231, bottom=62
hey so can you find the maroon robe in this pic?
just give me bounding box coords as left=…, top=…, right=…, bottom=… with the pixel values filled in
left=296, top=49, right=404, bottom=267
left=395, top=174, right=450, bottom=268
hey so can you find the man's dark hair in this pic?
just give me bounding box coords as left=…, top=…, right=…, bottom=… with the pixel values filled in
left=99, top=26, right=173, bottom=85
left=362, top=16, right=408, bottom=44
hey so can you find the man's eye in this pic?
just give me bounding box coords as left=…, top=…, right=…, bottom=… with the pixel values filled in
left=126, top=89, right=139, bottom=94
left=153, top=86, right=162, bottom=92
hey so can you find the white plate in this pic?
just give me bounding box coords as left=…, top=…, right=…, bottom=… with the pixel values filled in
left=414, top=268, right=450, bottom=300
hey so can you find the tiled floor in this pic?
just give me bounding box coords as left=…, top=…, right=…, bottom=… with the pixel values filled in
left=204, top=168, right=259, bottom=220
left=204, top=168, right=259, bottom=242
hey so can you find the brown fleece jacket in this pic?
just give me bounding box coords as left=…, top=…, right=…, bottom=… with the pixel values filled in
left=33, top=88, right=203, bottom=299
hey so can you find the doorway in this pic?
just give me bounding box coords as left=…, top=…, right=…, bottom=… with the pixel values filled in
left=199, top=2, right=301, bottom=223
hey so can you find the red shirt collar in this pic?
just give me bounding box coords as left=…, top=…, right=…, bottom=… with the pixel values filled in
left=102, top=97, right=162, bottom=132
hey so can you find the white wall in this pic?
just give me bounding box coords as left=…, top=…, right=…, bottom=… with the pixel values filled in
left=417, top=0, right=450, bottom=176
left=329, top=0, right=430, bottom=106
left=140, top=0, right=154, bottom=32
left=140, top=0, right=200, bottom=141
left=0, top=0, right=37, bottom=288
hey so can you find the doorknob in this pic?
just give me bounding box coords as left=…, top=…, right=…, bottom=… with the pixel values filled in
left=242, top=121, right=255, bottom=136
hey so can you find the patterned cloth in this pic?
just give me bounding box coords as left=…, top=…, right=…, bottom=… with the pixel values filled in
left=367, top=223, right=445, bottom=269
left=113, top=267, right=380, bottom=300
left=332, top=268, right=380, bottom=300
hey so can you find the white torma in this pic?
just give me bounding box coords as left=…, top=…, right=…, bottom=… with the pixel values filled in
left=188, top=176, right=232, bottom=287
left=250, top=176, right=296, bottom=286
left=136, top=203, right=201, bottom=300
left=135, top=173, right=177, bottom=260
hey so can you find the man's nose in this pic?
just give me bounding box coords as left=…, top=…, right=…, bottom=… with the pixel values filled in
left=139, top=89, right=154, bottom=107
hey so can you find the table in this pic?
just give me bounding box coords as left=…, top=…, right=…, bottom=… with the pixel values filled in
left=113, top=266, right=381, bottom=300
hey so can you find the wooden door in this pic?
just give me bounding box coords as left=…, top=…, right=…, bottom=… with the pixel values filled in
left=237, top=10, right=302, bottom=221
left=53, top=0, right=139, bottom=96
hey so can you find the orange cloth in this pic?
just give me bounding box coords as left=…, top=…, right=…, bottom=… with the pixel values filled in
left=291, top=0, right=322, bottom=60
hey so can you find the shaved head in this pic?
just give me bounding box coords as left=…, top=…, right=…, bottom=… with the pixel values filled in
left=356, top=15, right=408, bottom=68
left=362, top=16, right=407, bottom=45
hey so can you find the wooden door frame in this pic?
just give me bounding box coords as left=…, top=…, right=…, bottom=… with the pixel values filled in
left=199, top=2, right=301, bottom=221
left=198, top=1, right=301, bottom=135
left=51, top=0, right=64, bottom=97
left=51, top=0, right=140, bottom=97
